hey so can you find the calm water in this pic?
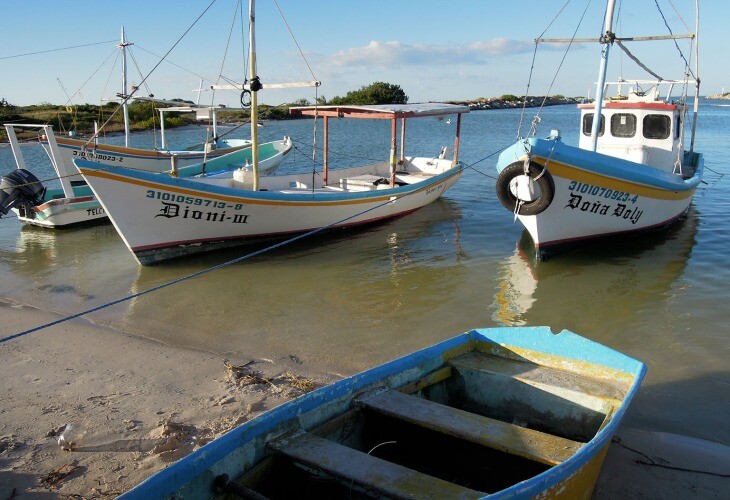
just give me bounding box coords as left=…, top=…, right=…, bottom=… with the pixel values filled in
left=1, top=102, right=728, bottom=445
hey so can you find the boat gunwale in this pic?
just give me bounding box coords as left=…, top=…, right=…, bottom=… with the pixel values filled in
left=75, top=159, right=464, bottom=206
left=500, top=137, right=703, bottom=194
left=52, top=136, right=250, bottom=160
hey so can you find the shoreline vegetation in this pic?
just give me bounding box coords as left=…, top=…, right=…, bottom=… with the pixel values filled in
left=0, top=95, right=581, bottom=142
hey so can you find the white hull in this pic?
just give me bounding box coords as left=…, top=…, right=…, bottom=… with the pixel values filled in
left=14, top=192, right=106, bottom=228
left=495, top=138, right=703, bottom=259
left=78, top=158, right=462, bottom=265
left=520, top=173, right=695, bottom=255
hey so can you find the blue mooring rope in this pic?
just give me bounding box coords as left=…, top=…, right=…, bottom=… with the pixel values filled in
left=1, top=193, right=403, bottom=344
left=1, top=148, right=513, bottom=346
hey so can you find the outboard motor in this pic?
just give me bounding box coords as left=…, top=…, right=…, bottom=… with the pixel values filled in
left=0, top=169, right=46, bottom=217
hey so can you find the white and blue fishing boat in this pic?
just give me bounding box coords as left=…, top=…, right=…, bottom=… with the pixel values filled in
left=75, top=0, right=468, bottom=265
left=120, top=326, right=645, bottom=499
left=494, top=0, right=703, bottom=260
left=75, top=102, right=467, bottom=265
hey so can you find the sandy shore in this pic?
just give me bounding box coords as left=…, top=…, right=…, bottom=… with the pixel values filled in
left=0, top=300, right=338, bottom=498
left=1, top=299, right=728, bottom=498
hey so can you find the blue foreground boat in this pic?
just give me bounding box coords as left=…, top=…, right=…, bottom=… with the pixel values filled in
left=122, top=326, right=645, bottom=499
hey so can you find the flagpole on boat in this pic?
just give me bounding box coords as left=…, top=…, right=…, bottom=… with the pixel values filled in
left=590, top=0, right=617, bottom=152
left=249, top=0, right=260, bottom=191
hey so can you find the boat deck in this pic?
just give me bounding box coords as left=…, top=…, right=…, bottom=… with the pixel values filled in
left=192, top=157, right=448, bottom=194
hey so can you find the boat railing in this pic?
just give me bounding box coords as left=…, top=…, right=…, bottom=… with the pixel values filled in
left=3, top=124, right=76, bottom=198
left=601, top=79, right=692, bottom=102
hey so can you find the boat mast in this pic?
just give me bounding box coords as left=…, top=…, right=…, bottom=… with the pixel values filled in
left=590, top=0, right=617, bottom=152
left=689, top=0, right=700, bottom=154
left=118, top=27, right=132, bottom=148
left=249, top=0, right=260, bottom=191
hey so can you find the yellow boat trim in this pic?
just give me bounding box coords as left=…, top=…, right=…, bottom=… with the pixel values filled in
left=79, top=168, right=457, bottom=207
left=531, top=156, right=695, bottom=201
left=56, top=137, right=240, bottom=158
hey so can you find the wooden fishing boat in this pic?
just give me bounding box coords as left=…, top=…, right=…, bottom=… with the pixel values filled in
left=0, top=26, right=292, bottom=229
left=494, top=0, right=703, bottom=260
left=120, top=326, right=645, bottom=499
left=0, top=124, right=291, bottom=229
left=48, top=122, right=279, bottom=174
left=74, top=0, right=467, bottom=265
left=75, top=102, right=466, bottom=265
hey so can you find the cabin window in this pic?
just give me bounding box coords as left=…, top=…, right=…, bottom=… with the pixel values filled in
left=610, top=113, right=636, bottom=138
left=582, top=113, right=604, bottom=136
left=643, top=114, right=671, bottom=139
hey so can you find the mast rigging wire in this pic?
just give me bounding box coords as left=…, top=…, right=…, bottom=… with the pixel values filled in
left=84, top=0, right=219, bottom=148
left=271, top=0, right=319, bottom=82
left=0, top=39, right=117, bottom=60
left=0, top=191, right=409, bottom=344
left=517, top=0, right=592, bottom=139
left=654, top=0, right=696, bottom=81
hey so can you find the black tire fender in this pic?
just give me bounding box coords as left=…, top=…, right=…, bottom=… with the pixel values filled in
left=496, top=161, right=555, bottom=216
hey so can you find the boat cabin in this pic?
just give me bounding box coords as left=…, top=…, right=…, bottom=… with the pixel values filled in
left=578, top=84, right=686, bottom=173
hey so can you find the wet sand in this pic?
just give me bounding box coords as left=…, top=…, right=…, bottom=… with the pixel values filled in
left=1, top=300, right=728, bottom=498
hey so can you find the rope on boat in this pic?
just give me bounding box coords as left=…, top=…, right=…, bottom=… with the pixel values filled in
left=271, top=0, right=319, bottom=84
left=0, top=192, right=407, bottom=344
left=287, top=137, right=382, bottom=167
left=516, top=0, right=590, bottom=139
left=654, top=0, right=697, bottom=81
left=614, top=40, right=664, bottom=81
left=612, top=436, right=730, bottom=478
left=461, top=144, right=513, bottom=181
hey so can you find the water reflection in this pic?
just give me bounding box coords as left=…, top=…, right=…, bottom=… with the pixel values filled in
left=114, top=199, right=468, bottom=370
left=1, top=223, right=131, bottom=310
left=492, top=209, right=699, bottom=329
left=13, top=224, right=118, bottom=266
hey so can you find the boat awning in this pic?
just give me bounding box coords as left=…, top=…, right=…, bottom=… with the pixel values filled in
left=290, top=103, right=470, bottom=119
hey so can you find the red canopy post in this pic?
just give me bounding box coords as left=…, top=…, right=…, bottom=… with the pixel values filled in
left=389, top=117, right=397, bottom=187
left=322, top=115, right=329, bottom=186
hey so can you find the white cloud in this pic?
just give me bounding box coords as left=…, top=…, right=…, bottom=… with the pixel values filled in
left=329, top=39, right=537, bottom=68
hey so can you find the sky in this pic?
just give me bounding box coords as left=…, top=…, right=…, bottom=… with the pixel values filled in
left=0, top=0, right=726, bottom=108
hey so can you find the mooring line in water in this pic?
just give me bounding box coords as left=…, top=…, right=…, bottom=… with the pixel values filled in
left=0, top=194, right=406, bottom=344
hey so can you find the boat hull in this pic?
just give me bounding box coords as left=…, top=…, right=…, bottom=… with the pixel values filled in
left=77, top=159, right=462, bottom=265
left=16, top=139, right=291, bottom=229
left=496, top=138, right=703, bottom=259
left=13, top=185, right=107, bottom=229
left=119, top=326, right=645, bottom=499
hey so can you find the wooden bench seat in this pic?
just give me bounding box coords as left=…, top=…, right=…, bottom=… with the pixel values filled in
left=449, top=352, right=628, bottom=403
left=357, top=389, right=583, bottom=466
left=269, top=430, right=484, bottom=500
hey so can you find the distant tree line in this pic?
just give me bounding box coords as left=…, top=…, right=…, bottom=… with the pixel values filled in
left=0, top=82, right=409, bottom=140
